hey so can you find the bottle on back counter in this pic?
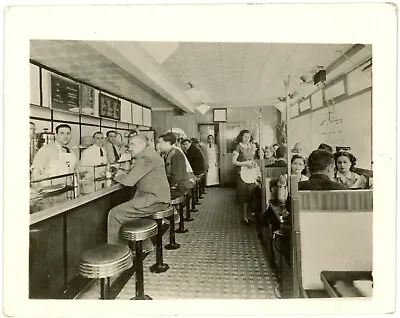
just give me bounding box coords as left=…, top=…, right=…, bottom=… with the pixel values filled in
left=105, top=163, right=112, bottom=187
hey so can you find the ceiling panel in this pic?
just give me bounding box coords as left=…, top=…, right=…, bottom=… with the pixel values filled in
left=30, top=40, right=176, bottom=109
left=162, top=42, right=353, bottom=107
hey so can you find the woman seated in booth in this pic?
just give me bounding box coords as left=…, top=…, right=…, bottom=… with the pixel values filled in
left=333, top=151, right=367, bottom=189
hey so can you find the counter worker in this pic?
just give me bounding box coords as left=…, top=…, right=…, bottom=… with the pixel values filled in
left=79, top=132, right=108, bottom=192
left=107, top=133, right=171, bottom=253
left=103, top=130, right=121, bottom=163
left=205, top=134, right=220, bottom=186
left=31, top=124, right=77, bottom=180
left=31, top=124, right=77, bottom=209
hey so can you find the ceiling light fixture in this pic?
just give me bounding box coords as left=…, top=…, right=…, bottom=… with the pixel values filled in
left=196, top=103, right=210, bottom=115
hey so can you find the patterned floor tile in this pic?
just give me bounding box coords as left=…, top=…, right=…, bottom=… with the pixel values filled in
left=78, top=188, right=278, bottom=299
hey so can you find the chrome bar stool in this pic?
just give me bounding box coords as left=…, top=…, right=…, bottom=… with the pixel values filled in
left=79, top=244, right=132, bottom=299
left=149, top=205, right=174, bottom=273
left=165, top=196, right=184, bottom=249
left=120, top=219, right=158, bottom=300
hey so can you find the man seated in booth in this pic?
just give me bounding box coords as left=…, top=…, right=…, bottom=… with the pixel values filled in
left=298, top=149, right=348, bottom=190
left=267, top=146, right=287, bottom=167
left=181, top=138, right=207, bottom=176
left=157, top=132, right=192, bottom=199
left=107, top=133, right=171, bottom=252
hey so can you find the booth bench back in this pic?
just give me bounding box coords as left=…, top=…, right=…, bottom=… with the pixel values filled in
left=291, top=186, right=373, bottom=292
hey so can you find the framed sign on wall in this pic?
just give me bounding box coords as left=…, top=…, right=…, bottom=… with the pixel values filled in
left=99, top=93, right=121, bottom=121
left=213, top=108, right=227, bottom=122
left=50, top=75, right=80, bottom=113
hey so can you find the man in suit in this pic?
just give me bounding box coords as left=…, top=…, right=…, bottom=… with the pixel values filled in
left=267, top=146, right=287, bottom=167
left=158, top=132, right=192, bottom=199
left=103, top=130, right=121, bottom=163
left=299, top=149, right=348, bottom=190
left=181, top=138, right=206, bottom=176
left=107, top=134, right=171, bottom=251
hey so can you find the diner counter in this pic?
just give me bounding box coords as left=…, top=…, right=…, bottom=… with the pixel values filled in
left=29, top=182, right=134, bottom=299
left=30, top=183, right=124, bottom=225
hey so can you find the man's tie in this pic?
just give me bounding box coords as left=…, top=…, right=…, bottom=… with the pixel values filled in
left=100, top=148, right=104, bottom=157
left=113, top=145, right=120, bottom=161
left=209, top=144, right=212, bottom=148
left=62, top=146, right=70, bottom=153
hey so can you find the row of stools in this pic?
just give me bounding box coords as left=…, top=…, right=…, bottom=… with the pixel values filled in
left=79, top=173, right=207, bottom=300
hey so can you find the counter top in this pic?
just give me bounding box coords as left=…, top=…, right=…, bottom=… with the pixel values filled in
left=30, top=183, right=124, bottom=225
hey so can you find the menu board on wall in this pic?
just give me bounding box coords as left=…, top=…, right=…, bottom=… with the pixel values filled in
left=99, top=93, right=121, bottom=120
left=51, top=75, right=80, bottom=112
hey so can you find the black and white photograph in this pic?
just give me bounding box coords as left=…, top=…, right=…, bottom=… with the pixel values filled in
left=3, top=3, right=397, bottom=317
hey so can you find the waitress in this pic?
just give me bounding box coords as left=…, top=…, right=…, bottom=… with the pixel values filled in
left=232, top=129, right=260, bottom=226
left=31, top=124, right=77, bottom=180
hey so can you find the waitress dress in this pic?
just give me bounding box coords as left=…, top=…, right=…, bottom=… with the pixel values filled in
left=233, top=143, right=257, bottom=204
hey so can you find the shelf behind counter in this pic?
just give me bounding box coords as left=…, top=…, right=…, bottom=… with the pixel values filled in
left=29, top=181, right=135, bottom=299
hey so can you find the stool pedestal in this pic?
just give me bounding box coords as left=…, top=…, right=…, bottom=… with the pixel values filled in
left=175, top=201, right=189, bottom=233
left=165, top=212, right=180, bottom=250
left=150, top=219, right=169, bottom=273
left=190, top=188, right=198, bottom=212
left=121, top=219, right=158, bottom=300
left=129, top=241, right=152, bottom=300
left=185, top=194, right=194, bottom=222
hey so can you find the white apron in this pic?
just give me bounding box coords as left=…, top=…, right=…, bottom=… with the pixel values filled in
left=206, top=144, right=219, bottom=186
left=34, top=148, right=77, bottom=210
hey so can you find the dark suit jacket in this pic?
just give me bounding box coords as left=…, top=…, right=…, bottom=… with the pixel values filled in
left=186, top=144, right=206, bottom=176
left=164, top=147, right=192, bottom=197
left=114, top=146, right=171, bottom=208
left=298, top=174, right=349, bottom=190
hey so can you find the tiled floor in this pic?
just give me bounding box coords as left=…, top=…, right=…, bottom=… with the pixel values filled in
left=78, top=187, right=278, bottom=299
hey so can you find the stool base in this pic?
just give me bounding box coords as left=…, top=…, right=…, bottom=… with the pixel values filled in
left=165, top=242, right=180, bottom=250
left=149, top=263, right=169, bottom=273
left=131, top=294, right=152, bottom=300
left=175, top=228, right=189, bottom=234
left=184, top=217, right=194, bottom=222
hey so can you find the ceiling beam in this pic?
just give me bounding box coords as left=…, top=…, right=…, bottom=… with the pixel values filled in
left=85, top=41, right=195, bottom=113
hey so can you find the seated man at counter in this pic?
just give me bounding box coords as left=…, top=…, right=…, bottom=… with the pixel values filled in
left=31, top=124, right=77, bottom=180
left=158, top=132, right=192, bottom=199
left=298, top=149, right=348, bottom=190
left=103, top=130, right=121, bottom=163
left=181, top=138, right=206, bottom=176
left=191, top=138, right=209, bottom=173
left=267, top=146, right=287, bottom=167
left=107, top=133, right=171, bottom=252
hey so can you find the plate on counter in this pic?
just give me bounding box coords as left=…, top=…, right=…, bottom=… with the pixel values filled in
left=41, top=184, right=66, bottom=193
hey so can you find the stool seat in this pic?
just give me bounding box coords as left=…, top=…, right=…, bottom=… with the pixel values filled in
left=121, top=219, right=158, bottom=242
left=79, top=244, right=133, bottom=279
left=171, top=195, right=185, bottom=205
left=152, top=205, right=174, bottom=220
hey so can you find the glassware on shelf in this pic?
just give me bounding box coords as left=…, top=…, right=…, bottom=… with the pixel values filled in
left=30, top=172, right=76, bottom=214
